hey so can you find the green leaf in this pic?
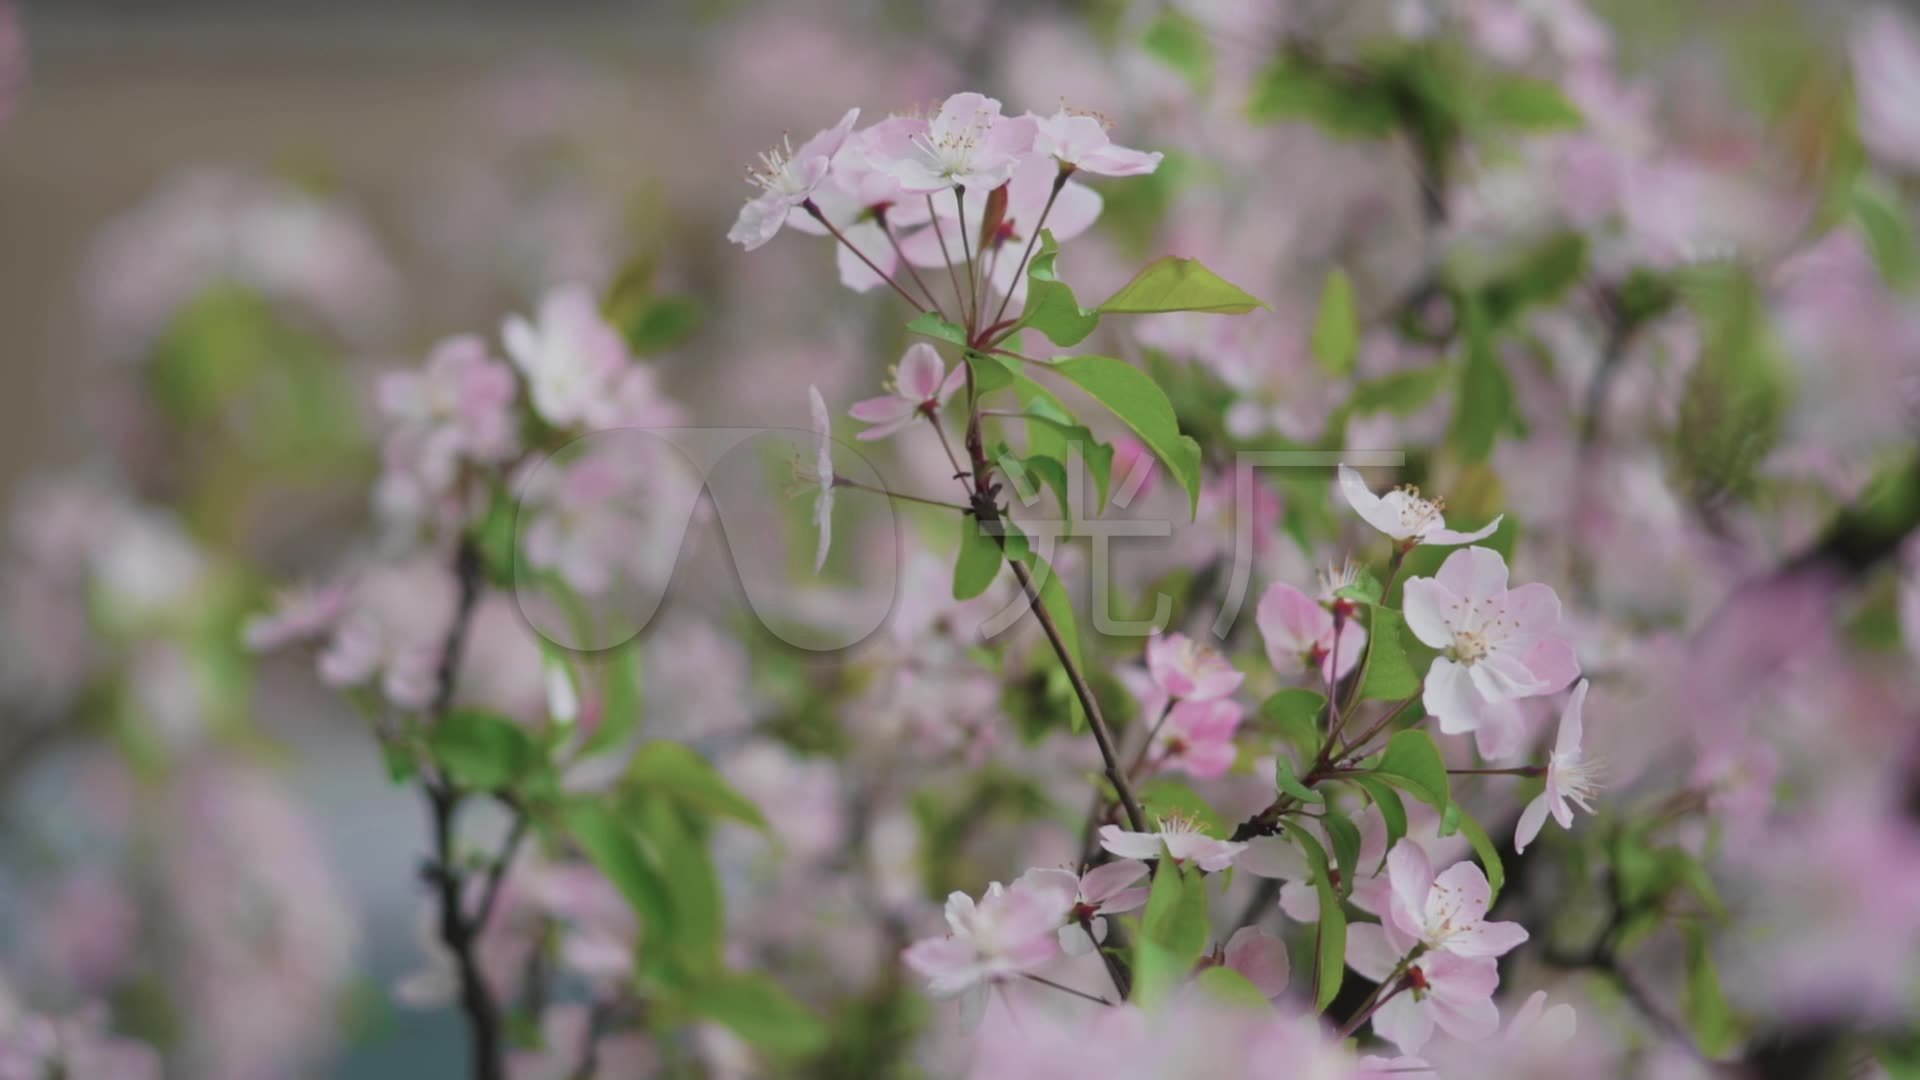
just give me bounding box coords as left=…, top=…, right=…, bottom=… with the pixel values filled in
left=1310, top=268, right=1358, bottom=377
left=1333, top=569, right=1384, bottom=607
left=1358, top=607, right=1422, bottom=701
left=1447, top=801, right=1505, bottom=899
left=1479, top=73, right=1583, bottom=131
left=1285, top=824, right=1344, bottom=1011
left=1851, top=179, right=1920, bottom=291
left=1271, top=755, right=1321, bottom=805
left=1260, top=689, right=1326, bottom=757
left=560, top=800, right=671, bottom=931
left=1192, top=965, right=1270, bottom=1008
left=579, top=643, right=644, bottom=759
left=1045, top=356, right=1204, bottom=514
left=1096, top=257, right=1265, bottom=316
left=1478, top=232, right=1589, bottom=327
left=1248, top=56, right=1398, bottom=136
left=1135, top=857, right=1211, bottom=1006
left=427, top=709, right=537, bottom=791
left=1138, top=777, right=1229, bottom=837
left=1682, top=926, right=1737, bottom=1058
left=1322, top=811, right=1362, bottom=899
left=1012, top=415, right=1113, bottom=511
left=1343, top=365, right=1451, bottom=418
left=1351, top=776, right=1406, bottom=872
left=906, top=311, right=969, bottom=347
left=625, top=741, right=768, bottom=829
left=1448, top=299, right=1513, bottom=463
left=964, top=349, right=1015, bottom=395
left=687, top=972, right=829, bottom=1059
left=1142, top=8, right=1213, bottom=95
left=621, top=295, right=701, bottom=354
left=1372, top=729, right=1450, bottom=811
left=1016, top=231, right=1100, bottom=347
left=631, top=794, right=723, bottom=976
left=953, top=514, right=1005, bottom=600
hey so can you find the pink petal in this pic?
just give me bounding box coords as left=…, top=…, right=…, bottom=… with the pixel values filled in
left=1387, top=842, right=1435, bottom=939
left=1426, top=514, right=1503, bottom=546
left=1434, top=546, right=1510, bottom=604
left=1224, top=926, right=1290, bottom=997
left=1344, top=922, right=1404, bottom=984
left=1400, top=577, right=1457, bottom=649
left=1371, top=991, right=1436, bottom=1055
left=1513, top=794, right=1552, bottom=854
left=1447, top=919, right=1529, bottom=958
left=1097, top=826, right=1161, bottom=862
left=1077, top=143, right=1164, bottom=177
left=1079, top=859, right=1149, bottom=904
left=896, top=343, right=947, bottom=401
left=1423, top=659, right=1486, bottom=734
left=1556, top=680, right=1589, bottom=756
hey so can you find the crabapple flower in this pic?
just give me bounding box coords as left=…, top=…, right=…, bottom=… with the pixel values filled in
left=1018, top=860, right=1150, bottom=956
left=1151, top=698, right=1244, bottom=780
left=377, top=333, right=521, bottom=467
left=899, top=154, right=1104, bottom=299
left=848, top=343, right=964, bottom=440
left=501, top=284, right=631, bottom=429
left=806, top=385, right=835, bottom=572
left=1099, top=816, right=1247, bottom=872
left=1220, top=926, right=1290, bottom=998
left=1402, top=547, right=1579, bottom=736
left=1145, top=632, right=1244, bottom=701
left=1346, top=924, right=1502, bottom=1055
left=883, top=92, right=1035, bottom=193
left=1257, top=582, right=1366, bottom=681
left=902, top=878, right=1073, bottom=1003
left=1381, top=842, right=1528, bottom=959
left=1338, top=465, right=1502, bottom=547
left=726, top=107, right=860, bottom=250
left=243, top=582, right=348, bottom=652
left=1033, top=107, right=1163, bottom=177
left=1514, top=680, right=1601, bottom=852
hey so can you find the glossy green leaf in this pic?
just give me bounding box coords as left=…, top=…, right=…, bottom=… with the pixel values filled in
left=1343, top=365, right=1451, bottom=418
left=964, top=349, right=1015, bottom=394
left=1322, top=811, right=1362, bottom=899
left=1046, top=356, right=1204, bottom=514
left=953, top=514, right=1004, bottom=600
left=1372, top=729, right=1450, bottom=811
left=560, top=800, right=671, bottom=932
left=1358, top=607, right=1422, bottom=701
left=1274, top=755, right=1323, bottom=804
left=1682, top=925, right=1737, bottom=1058
left=579, top=643, right=644, bottom=759
left=906, top=311, right=969, bottom=347
left=632, top=794, right=723, bottom=976
left=625, top=741, right=768, bottom=830
left=687, top=972, right=829, bottom=1059
left=1310, top=268, right=1358, bottom=377
left=427, top=709, right=537, bottom=791
left=1136, top=856, right=1211, bottom=1006
left=1016, top=231, right=1100, bottom=347
left=1351, top=776, right=1407, bottom=872
left=1260, top=688, right=1326, bottom=757
left=1096, top=257, right=1265, bottom=316
left=1285, top=824, right=1344, bottom=1011
left=1248, top=57, right=1398, bottom=136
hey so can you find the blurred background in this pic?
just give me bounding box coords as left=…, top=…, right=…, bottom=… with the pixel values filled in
left=2, top=0, right=1919, bottom=1077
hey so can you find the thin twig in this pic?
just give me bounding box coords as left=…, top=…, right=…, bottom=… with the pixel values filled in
left=1021, top=972, right=1113, bottom=1007
left=987, top=168, right=1067, bottom=332
left=803, top=200, right=925, bottom=314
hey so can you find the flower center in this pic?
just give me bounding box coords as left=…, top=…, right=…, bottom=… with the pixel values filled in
left=1451, top=629, right=1491, bottom=664
left=1395, top=485, right=1446, bottom=536
left=1552, top=751, right=1603, bottom=811
left=914, top=108, right=995, bottom=179
left=746, top=135, right=806, bottom=197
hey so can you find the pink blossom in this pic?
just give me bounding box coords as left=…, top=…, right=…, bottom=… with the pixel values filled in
left=1257, top=581, right=1366, bottom=681
left=1346, top=923, right=1503, bottom=1054
left=899, top=153, right=1104, bottom=298
left=501, top=284, right=632, bottom=429
left=1151, top=698, right=1244, bottom=780
left=1145, top=631, right=1243, bottom=701
left=881, top=92, right=1036, bottom=193
left=727, top=107, right=860, bottom=250
left=1338, top=465, right=1501, bottom=547
left=1099, top=817, right=1247, bottom=872
left=1018, top=860, right=1150, bottom=955
left=902, top=878, right=1073, bottom=1003
left=1220, top=926, right=1290, bottom=998
left=1515, top=680, right=1601, bottom=852
left=377, top=333, right=521, bottom=469
left=1402, top=547, right=1580, bottom=737
left=1852, top=6, right=1920, bottom=175
left=243, top=582, right=349, bottom=652
left=806, top=385, right=835, bottom=571
left=1032, top=107, right=1162, bottom=177
left=848, top=343, right=964, bottom=440
left=1379, top=841, right=1527, bottom=960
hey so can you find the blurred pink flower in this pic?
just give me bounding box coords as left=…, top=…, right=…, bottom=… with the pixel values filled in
left=1145, top=631, right=1243, bottom=701
left=727, top=107, right=860, bottom=251
left=1851, top=5, right=1920, bottom=174
left=848, top=343, right=964, bottom=441
left=1339, top=465, right=1502, bottom=547
left=1152, top=698, right=1244, bottom=780
left=1220, top=925, right=1290, bottom=998
left=903, top=878, right=1072, bottom=1005
left=1403, top=547, right=1579, bottom=737
left=1018, top=860, right=1150, bottom=955
left=1515, top=680, right=1600, bottom=852
left=501, top=284, right=633, bottom=430
left=807, top=384, right=835, bottom=571
left=243, top=581, right=349, bottom=653
left=1257, top=581, right=1367, bottom=681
